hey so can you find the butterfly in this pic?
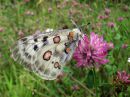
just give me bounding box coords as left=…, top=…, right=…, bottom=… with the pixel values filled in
left=11, top=28, right=83, bottom=80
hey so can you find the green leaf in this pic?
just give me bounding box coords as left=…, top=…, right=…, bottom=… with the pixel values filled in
left=114, top=33, right=121, bottom=40
left=105, top=65, right=117, bottom=75
left=86, top=70, right=95, bottom=88
left=63, top=66, right=71, bottom=73
left=99, top=83, right=113, bottom=96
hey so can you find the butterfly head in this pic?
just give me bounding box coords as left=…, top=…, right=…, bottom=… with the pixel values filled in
left=70, top=28, right=83, bottom=41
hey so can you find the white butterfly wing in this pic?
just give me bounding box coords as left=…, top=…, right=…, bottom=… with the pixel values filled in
left=11, top=33, right=50, bottom=70
left=11, top=29, right=81, bottom=80
left=33, top=44, right=63, bottom=80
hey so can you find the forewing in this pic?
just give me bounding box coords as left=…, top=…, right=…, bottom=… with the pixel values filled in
left=11, top=29, right=79, bottom=80
left=11, top=33, right=49, bottom=70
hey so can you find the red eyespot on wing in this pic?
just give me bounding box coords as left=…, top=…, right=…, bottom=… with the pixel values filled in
left=54, top=62, right=61, bottom=69
left=68, top=32, right=74, bottom=41
left=43, top=50, right=52, bottom=61
left=53, top=36, right=61, bottom=44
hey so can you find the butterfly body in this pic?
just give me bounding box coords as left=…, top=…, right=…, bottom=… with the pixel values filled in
left=11, top=28, right=82, bottom=80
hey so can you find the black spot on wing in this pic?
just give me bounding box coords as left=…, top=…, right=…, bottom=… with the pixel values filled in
left=64, top=49, right=68, bottom=54
left=42, top=36, right=48, bottom=42
left=25, top=52, right=29, bottom=57
left=64, top=43, right=67, bottom=46
left=34, top=38, right=38, bottom=42
left=33, top=45, right=38, bottom=51
left=38, top=65, right=45, bottom=72
left=21, top=38, right=27, bottom=42
left=25, top=52, right=31, bottom=59
left=42, top=36, right=48, bottom=46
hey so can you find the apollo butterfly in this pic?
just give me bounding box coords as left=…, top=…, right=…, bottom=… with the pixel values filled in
left=11, top=28, right=83, bottom=80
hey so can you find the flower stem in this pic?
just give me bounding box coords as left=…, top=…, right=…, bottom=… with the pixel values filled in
left=70, top=76, right=96, bottom=96
left=92, top=67, right=98, bottom=95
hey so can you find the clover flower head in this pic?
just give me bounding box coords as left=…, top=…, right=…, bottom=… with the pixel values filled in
left=73, top=32, right=109, bottom=68
left=105, top=8, right=111, bottom=15
left=116, top=71, right=130, bottom=85
left=0, top=27, right=4, bottom=32
left=122, top=44, right=128, bottom=49
left=107, top=42, right=114, bottom=50
left=107, top=22, right=115, bottom=28
left=118, top=17, right=124, bottom=22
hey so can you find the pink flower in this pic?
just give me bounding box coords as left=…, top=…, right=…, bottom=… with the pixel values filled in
left=122, top=44, right=128, bottom=49
left=107, top=22, right=115, bottom=28
left=104, top=8, right=111, bottom=15
left=118, top=17, right=124, bottom=22
left=18, top=30, right=24, bottom=38
left=73, top=32, right=109, bottom=68
left=116, top=71, right=130, bottom=84
left=107, top=42, right=114, bottom=50
left=71, top=85, right=80, bottom=91
left=72, top=0, right=79, bottom=7
left=56, top=72, right=66, bottom=83
left=104, top=15, right=109, bottom=19
left=123, top=5, right=129, bottom=12
left=98, top=15, right=109, bottom=20
left=25, top=10, right=34, bottom=16
left=98, top=15, right=105, bottom=19
left=0, top=27, right=4, bottom=32
left=48, top=7, right=52, bottom=13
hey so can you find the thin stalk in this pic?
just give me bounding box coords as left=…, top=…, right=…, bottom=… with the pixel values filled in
left=70, top=76, right=96, bottom=96
left=92, top=67, right=98, bottom=95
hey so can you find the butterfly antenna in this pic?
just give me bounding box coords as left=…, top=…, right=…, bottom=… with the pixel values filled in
left=80, top=22, right=90, bottom=28
left=69, top=17, right=86, bottom=56
left=70, top=17, right=86, bottom=41
left=70, top=17, right=84, bottom=33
